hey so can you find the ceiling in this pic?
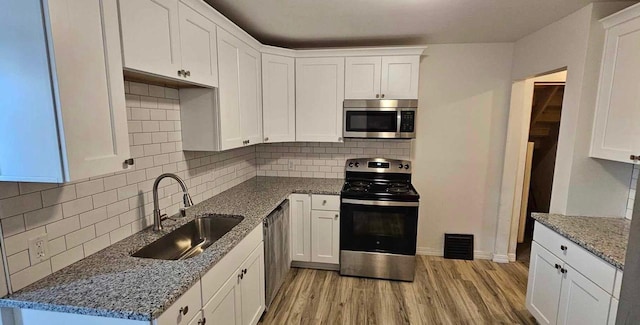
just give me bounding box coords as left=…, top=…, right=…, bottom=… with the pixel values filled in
left=204, top=0, right=629, bottom=48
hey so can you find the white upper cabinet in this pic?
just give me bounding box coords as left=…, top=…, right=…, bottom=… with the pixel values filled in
left=119, top=0, right=182, bottom=80
left=178, top=2, right=219, bottom=87
left=239, top=47, right=263, bottom=146
left=119, top=0, right=218, bottom=87
left=180, top=27, right=262, bottom=151
left=591, top=4, right=640, bottom=164
left=262, top=54, right=296, bottom=143
left=345, top=56, right=419, bottom=100
left=345, top=57, right=382, bottom=99
left=0, top=0, right=130, bottom=183
left=296, top=57, right=345, bottom=142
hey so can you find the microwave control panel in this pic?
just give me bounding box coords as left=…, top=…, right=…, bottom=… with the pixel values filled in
left=400, top=111, right=415, bottom=133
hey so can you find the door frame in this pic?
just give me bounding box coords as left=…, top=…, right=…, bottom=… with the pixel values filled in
left=493, top=70, right=567, bottom=263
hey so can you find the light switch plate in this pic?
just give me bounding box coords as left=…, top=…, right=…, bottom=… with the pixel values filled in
left=28, top=234, right=49, bottom=264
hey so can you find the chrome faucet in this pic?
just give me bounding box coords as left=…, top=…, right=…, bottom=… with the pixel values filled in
left=152, top=173, right=193, bottom=231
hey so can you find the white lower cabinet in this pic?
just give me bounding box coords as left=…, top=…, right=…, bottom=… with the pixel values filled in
left=155, top=280, right=202, bottom=325
left=239, top=244, right=266, bottom=325
left=290, top=194, right=340, bottom=266
left=187, top=312, right=204, bottom=325
left=311, top=210, right=340, bottom=264
left=608, top=298, right=619, bottom=325
left=203, top=272, right=242, bottom=325
left=556, top=265, right=611, bottom=325
left=526, top=222, right=619, bottom=325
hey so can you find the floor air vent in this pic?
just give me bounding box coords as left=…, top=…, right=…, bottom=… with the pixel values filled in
left=444, top=234, right=474, bottom=260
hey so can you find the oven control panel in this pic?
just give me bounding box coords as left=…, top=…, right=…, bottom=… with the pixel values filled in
left=346, top=158, right=411, bottom=173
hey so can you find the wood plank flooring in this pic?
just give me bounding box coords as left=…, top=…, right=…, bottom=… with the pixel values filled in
left=260, top=255, right=535, bottom=325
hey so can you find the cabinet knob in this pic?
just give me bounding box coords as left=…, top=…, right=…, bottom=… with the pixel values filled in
left=198, top=318, right=207, bottom=325
left=560, top=268, right=568, bottom=274
left=335, top=214, right=339, bottom=219
left=264, top=137, right=269, bottom=142
left=123, top=158, right=134, bottom=166
left=247, top=139, right=250, bottom=144
left=560, top=245, right=567, bottom=251
left=242, top=268, right=247, bottom=274
left=179, top=306, right=189, bottom=315
left=239, top=272, right=244, bottom=280
left=632, top=155, right=638, bottom=161
left=338, top=137, right=343, bottom=142
left=185, top=70, right=191, bottom=77
left=376, top=94, right=380, bottom=98
left=177, top=69, right=184, bottom=77
left=381, top=94, right=385, bottom=98
left=554, top=264, right=561, bottom=270
left=322, top=200, right=327, bottom=205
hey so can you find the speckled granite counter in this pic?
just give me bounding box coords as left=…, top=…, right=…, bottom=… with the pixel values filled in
left=0, top=177, right=343, bottom=321
left=532, top=213, right=630, bottom=270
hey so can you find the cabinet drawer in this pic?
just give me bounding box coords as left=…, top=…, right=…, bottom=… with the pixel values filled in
left=155, top=280, right=202, bottom=325
left=201, top=224, right=263, bottom=304
left=312, top=195, right=340, bottom=211
left=534, top=222, right=616, bottom=293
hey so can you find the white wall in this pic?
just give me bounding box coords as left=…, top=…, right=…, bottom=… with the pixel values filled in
left=0, top=82, right=257, bottom=292
left=511, top=2, right=634, bottom=217
left=412, top=43, right=514, bottom=257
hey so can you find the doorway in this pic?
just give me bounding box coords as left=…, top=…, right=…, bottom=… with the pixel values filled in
left=516, top=81, right=565, bottom=265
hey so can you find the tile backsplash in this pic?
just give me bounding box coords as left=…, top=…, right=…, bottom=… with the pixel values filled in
left=256, top=140, right=412, bottom=179
left=0, top=82, right=256, bottom=291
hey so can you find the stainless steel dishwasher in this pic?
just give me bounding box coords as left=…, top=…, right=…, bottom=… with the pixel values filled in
left=263, top=199, right=290, bottom=308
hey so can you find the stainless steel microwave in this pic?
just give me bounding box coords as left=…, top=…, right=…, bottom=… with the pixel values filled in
left=343, top=99, right=417, bottom=139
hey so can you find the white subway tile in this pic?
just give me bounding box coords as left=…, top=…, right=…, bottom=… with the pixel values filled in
left=41, top=185, right=76, bottom=207
left=129, top=82, right=148, bottom=96
left=11, top=261, right=51, bottom=291
left=117, top=184, right=138, bottom=201
left=0, top=192, right=42, bottom=218
left=110, top=224, right=132, bottom=244
left=92, top=190, right=118, bottom=208
left=125, top=94, right=141, bottom=108
left=2, top=215, right=25, bottom=237
left=62, top=197, right=93, bottom=218
left=79, top=207, right=108, bottom=228
left=76, top=179, right=104, bottom=198
left=165, top=88, right=179, bottom=99
left=51, top=245, right=84, bottom=273
left=127, top=121, right=142, bottom=133
left=150, top=110, right=167, bottom=120
left=7, top=250, right=30, bottom=274
left=46, top=216, right=80, bottom=239
left=130, top=108, right=150, bottom=120
left=18, top=183, right=57, bottom=195
left=65, top=226, right=96, bottom=249
left=95, top=217, right=120, bottom=237
left=24, top=205, right=62, bottom=230
left=143, top=144, right=162, bottom=156
left=83, top=234, right=110, bottom=256
left=142, top=121, right=160, bottom=132
left=48, top=236, right=66, bottom=256
left=148, top=85, right=165, bottom=98
left=152, top=132, right=168, bottom=143
left=0, top=183, right=19, bottom=199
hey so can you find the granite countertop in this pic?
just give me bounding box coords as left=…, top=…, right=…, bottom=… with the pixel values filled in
left=532, top=213, right=630, bottom=270
left=0, top=176, right=343, bottom=321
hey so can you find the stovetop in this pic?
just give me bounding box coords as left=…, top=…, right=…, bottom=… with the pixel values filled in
left=341, top=179, right=420, bottom=201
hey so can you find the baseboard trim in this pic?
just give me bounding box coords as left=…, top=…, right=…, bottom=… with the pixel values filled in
left=416, top=247, right=493, bottom=260
left=508, top=253, right=516, bottom=262
left=291, top=261, right=340, bottom=271
left=492, top=254, right=510, bottom=263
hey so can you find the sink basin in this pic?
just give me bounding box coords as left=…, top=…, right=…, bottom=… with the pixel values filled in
left=132, top=214, right=244, bottom=260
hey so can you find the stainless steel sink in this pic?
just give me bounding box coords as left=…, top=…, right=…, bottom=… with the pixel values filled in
left=132, top=214, right=244, bottom=260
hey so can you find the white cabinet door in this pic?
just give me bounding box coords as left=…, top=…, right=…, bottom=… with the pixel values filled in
left=178, top=2, right=218, bottom=87
left=239, top=46, right=263, bottom=146
left=48, top=0, right=130, bottom=181
left=290, top=194, right=311, bottom=262
left=557, top=265, right=611, bottom=325
left=216, top=27, right=244, bottom=150
left=345, top=57, right=382, bottom=99
left=380, top=56, right=420, bottom=99
left=119, top=0, right=181, bottom=80
left=608, top=297, right=618, bottom=325
left=590, top=15, right=640, bottom=164
left=202, top=273, right=242, bottom=325
left=262, top=54, right=295, bottom=143
left=296, top=57, right=345, bottom=142
left=311, top=210, right=340, bottom=264
left=239, top=243, right=265, bottom=325
left=186, top=312, right=203, bottom=325
left=526, top=242, right=563, bottom=325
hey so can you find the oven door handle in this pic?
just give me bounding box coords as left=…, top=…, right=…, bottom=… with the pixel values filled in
left=341, top=199, right=419, bottom=207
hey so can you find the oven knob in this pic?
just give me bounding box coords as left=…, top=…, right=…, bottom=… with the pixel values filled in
left=404, top=164, right=410, bottom=169
left=355, top=162, right=360, bottom=167
left=398, top=164, right=403, bottom=169
left=348, top=162, right=354, bottom=167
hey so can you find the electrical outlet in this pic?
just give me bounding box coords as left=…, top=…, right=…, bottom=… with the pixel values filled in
left=288, top=160, right=295, bottom=170
left=28, top=234, right=49, bottom=264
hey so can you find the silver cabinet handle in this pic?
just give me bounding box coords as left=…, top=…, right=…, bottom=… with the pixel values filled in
left=179, top=306, right=189, bottom=315
left=177, top=70, right=184, bottom=77
left=123, top=158, right=134, bottom=166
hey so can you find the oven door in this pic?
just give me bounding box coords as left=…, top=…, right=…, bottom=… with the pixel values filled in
left=340, top=199, right=418, bottom=255
left=343, top=108, right=400, bottom=138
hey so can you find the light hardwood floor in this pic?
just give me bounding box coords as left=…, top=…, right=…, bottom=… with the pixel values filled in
left=261, top=255, right=536, bottom=325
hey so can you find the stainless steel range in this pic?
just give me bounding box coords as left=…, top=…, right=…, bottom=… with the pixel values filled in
left=339, top=158, right=420, bottom=282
